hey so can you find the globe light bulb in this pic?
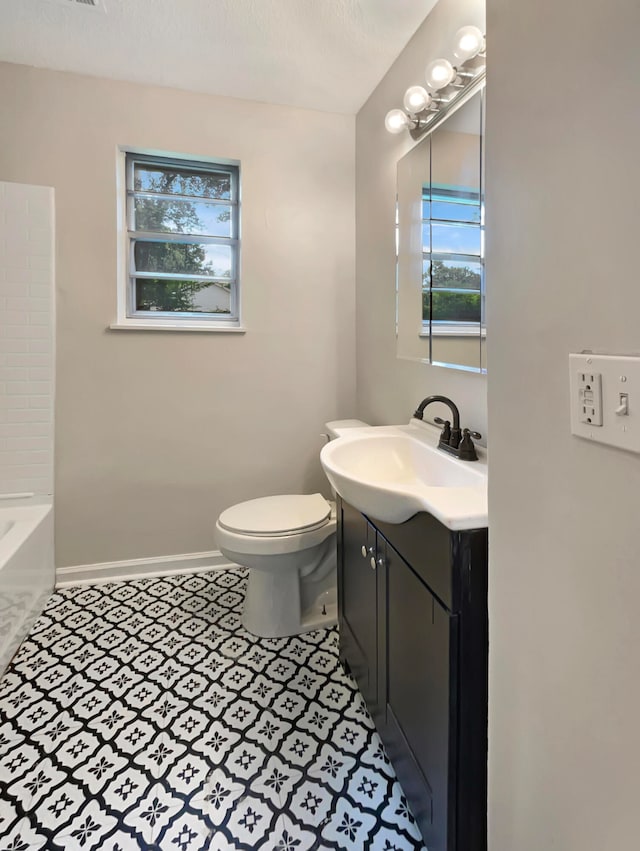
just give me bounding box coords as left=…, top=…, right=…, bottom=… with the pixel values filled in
left=403, top=85, right=432, bottom=114
left=453, top=26, right=485, bottom=62
left=384, top=108, right=410, bottom=134
left=425, top=59, right=456, bottom=91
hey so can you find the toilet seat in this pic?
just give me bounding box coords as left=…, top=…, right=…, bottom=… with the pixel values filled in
left=218, top=494, right=331, bottom=537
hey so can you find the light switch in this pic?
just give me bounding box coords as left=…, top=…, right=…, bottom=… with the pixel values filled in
left=570, top=353, right=640, bottom=453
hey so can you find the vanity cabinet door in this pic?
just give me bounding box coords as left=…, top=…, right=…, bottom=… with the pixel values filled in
left=339, top=500, right=379, bottom=710
left=385, top=543, right=457, bottom=851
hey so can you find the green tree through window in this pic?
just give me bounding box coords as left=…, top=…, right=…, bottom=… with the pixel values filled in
left=422, top=260, right=481, bottom=322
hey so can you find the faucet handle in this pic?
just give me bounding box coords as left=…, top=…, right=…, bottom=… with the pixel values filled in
left=459, top=428, right=480, bottom=461
left=434, top=417, right=451, bottom=445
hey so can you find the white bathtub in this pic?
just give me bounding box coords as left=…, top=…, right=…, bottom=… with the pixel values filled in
left=0, top=500, right=54, bottom=674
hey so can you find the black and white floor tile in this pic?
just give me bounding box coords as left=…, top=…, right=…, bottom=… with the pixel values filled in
left=0, top=568, right=426, bottom=850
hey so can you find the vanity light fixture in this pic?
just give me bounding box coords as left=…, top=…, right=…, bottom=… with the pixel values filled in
left=385, top=25, right=486, bottom=140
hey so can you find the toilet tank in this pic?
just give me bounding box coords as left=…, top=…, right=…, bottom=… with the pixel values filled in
left=324, top=419, right=369, bottom=441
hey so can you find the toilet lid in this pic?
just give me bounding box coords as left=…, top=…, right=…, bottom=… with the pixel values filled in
left=218, top=494, right=331, bottom=537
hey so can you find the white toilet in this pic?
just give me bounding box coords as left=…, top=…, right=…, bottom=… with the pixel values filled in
left=215, top=419, right=367, bottom=638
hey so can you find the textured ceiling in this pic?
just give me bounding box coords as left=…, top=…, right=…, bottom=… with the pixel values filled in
left=0, top=0, right=439, bottom=114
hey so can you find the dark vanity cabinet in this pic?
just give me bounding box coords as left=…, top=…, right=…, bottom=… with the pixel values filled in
left=339, top=503, right=381, bottom=712
left=337, top=497, right=488, bottom=851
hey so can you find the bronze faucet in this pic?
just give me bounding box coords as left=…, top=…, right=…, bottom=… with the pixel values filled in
left=413, top=395, right=481, bottom=461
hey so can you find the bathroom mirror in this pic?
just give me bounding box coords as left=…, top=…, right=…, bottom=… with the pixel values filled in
left=396, top=86, right=485, bottom=372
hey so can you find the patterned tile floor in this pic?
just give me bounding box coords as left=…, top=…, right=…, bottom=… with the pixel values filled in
left=0, top=568, right=426, bottom=851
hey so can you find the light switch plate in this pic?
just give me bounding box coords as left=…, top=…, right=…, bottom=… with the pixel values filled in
left=570, top=353, right=640, bottom=453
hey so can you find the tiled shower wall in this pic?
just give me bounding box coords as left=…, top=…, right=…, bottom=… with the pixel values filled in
left=0, top=181, right=55, bottom=497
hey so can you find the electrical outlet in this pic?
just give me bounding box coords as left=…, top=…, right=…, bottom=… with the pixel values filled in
left=577, top=371, right=602, bottom=425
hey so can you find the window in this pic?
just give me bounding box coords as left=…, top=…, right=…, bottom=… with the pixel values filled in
left=117, top=152, right=240, bottom=330
left=421, top=183, right=483, bottom=332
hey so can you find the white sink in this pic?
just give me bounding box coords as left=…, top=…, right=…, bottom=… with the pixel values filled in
left=320, top=420, right=488, bottom=529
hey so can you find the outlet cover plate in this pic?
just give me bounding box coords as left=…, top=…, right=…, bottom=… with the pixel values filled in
left=570, top=353, right=640, bottom=453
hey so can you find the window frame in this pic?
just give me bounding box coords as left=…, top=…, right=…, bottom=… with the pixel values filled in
left=421, top=185, right=484, bottom=336
left=113, top=147, right=244, bottom=333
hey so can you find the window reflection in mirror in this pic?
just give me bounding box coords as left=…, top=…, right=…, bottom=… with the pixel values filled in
left=396, top=87, right=485, bottom=372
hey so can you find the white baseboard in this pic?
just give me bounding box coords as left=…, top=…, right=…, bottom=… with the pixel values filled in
left=55, top=550, right=236, bottom=588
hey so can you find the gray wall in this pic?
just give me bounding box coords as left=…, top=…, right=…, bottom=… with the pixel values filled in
left=486, top=0, right=640, bottom=848
left=355, top=0, right=487, bottom=434
left=0, top=63, right=355, bottom=567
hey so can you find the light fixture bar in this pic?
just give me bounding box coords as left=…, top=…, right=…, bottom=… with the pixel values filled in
left=409, top=69, right=485, bottom=140
left=384, top=25, right=486, bottom=141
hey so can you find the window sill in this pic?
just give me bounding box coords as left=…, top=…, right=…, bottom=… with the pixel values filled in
left=109, top=321, right=246, bottom=334
left=420, top=325, right=486, bottom=338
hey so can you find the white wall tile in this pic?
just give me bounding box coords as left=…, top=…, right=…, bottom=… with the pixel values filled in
left=3, top=408, right=52, bottom=424
left=0, top=181, right=54, bottom=496
left=0, top=396, right=29, bottom=409
left=29, top=368, right=52, bottom=381
left=0, top=368, right=28, bottom=381
left=0, top=340, right=29, bottom=354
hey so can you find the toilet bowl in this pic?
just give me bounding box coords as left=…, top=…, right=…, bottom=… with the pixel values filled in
left=215, top=419, right=368, bottom=639
left=216, top=493, right=337, bottom=638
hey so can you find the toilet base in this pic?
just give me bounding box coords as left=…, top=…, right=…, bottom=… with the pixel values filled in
left=241, top=566, right=337, bottom=639
left=241, top=561, right=299, bottom=638
left=242, top=599, right=337, bottom=638
left=238, top=537, right=337, bottom=639
left=298, top=586, right=338, bottom=634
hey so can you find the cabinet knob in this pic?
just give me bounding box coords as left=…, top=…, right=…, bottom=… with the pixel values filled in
left=361, top=544, right=374, bottom=558
left=370, top=555, right=384, bottom=570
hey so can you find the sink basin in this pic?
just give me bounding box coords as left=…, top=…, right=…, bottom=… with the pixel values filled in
left=320, top=421, right=488, bottom=528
